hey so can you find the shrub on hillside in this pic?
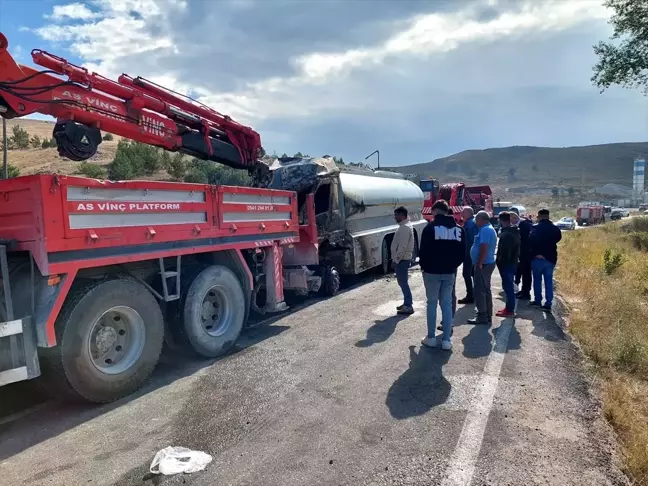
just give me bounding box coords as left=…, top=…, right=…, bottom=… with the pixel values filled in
left=30, top=135, right=42, bottom=149
left=166, top=153, right=187, bottom=181
left=108, top=140, right=166, bottom=180
left=76, top=162, right=106, bottom=179
left=41, top=138, right=51, bottom=149
left=9, top=125, right=29, bottom=150
left=183, top=158, right=252, bottom=186
left=0, top=164, right=20, bottom=179
left=102, top=133, right=114, bottom=141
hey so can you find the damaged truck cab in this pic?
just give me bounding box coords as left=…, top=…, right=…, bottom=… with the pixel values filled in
left=266, top=156, right=427, bottom=294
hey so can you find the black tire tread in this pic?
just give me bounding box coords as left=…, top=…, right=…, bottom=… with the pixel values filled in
left=42, top=277, right=164, bottom=403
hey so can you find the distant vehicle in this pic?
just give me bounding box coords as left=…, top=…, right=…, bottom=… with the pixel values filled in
left=508, top=205, right=527, bottom=217
left=577, top=205, right=605, bottom=226
left=639, top=204, right=648, bottom=212
left=610, top=209, right=624, bottom=221
left=556, top=217, right=576, bottom=230
left=619, top=207, right=630, bottom=217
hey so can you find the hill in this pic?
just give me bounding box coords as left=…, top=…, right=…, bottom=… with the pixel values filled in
left=386, top=143, right=648, bottom=194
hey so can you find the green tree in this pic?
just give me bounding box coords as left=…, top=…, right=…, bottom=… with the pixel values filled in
left=293, top=151, right=303, bottom=158
left=280, top=153, right=288, bottom=158
left=107, top=140, right=164, bottom=179
left=76, top=162, right=106, bottom=179
left=568, top=186, right=575, bottom=197
left=30, top=135, right=42, bottom=149
left=49, top=137, right=56, bottom=148
left=183, top=158, right=252, bottom=186
left=551, top=187, right=560, bottom=198
left=41, top=138, right=51, bottom=149
left=102, top=133, right=114, bottom=141
left=0, top=164, right=20, bottom=179
left=593, top=0, right=648, bottom=94
left=9, top=125, right=29, bottom=149
left=166, top=153, right=186, bottom=181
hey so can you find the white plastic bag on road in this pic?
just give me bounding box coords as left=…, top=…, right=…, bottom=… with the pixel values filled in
left=150, top=446, right=213, bottom=475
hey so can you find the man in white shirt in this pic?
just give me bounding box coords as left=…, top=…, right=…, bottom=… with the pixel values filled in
left=391, top=206, right=415, bottom=315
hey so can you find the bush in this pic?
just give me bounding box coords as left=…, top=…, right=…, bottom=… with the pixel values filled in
left=183, top=158, right=252, bottom=186
left=9, top=125, right=29, bottom=149
left=41, top=138, right=51, bottom=149
left=166, top=153, right=186, bottom=181
left=30, top=135, right=42, bottom=149
left=76, top=162, right=106, bottom=179
left=0, top=164, right=20, bottom=179
left=108, top=140, right=165, bottom=180
left=102, top=133, right=114, bottom=141
left=603, top=248, right=624, bottom=275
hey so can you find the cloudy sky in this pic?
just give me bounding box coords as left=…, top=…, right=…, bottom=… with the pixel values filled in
left=0, top=0, right=646, bottom=166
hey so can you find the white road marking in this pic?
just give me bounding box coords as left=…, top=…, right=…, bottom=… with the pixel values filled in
left=441, top=319, right=514, bottom=486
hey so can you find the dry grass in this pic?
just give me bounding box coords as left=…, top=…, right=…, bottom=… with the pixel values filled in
left=4, top=119, right=119, bottom=176
left=557, top=218, right=648, bottom=484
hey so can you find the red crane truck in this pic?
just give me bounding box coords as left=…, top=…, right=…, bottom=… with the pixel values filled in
left=0, top=33, right=362, bottom=403
left=420, top=178, right=493, bottom=223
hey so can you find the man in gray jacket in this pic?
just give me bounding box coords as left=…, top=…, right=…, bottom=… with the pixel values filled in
left=392, top=206, right=415, bottom=315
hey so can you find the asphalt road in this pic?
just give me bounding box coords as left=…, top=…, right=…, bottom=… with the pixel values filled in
left=0, top=267, right=628, bottom=486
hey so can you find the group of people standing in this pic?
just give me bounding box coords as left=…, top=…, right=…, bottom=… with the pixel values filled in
left=390, top=202, right=562, bottom=351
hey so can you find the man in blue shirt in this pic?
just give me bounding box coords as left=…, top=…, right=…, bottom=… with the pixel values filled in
left=468, top=210, right=498, bottom=325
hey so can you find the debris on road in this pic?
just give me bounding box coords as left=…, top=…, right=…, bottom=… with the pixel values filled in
left=149, top=446, right=213, bottom=475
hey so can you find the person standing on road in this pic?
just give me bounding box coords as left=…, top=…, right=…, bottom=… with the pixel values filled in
left=495, top=212, right=520, bottom=318
left=515, top=213, right=533, bottom=300
left=529, top=208, right=562, bottom=312
left=467, top=211, right=498, bottom=325
left=392, top=206, right=415, bottom=315
left=419, top=200, right=465, bottom=350
left=458, top=207, right=477, bottom=305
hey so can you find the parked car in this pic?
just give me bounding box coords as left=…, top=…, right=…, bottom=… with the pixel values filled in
left=556, top=217, right=577, bottom=230
left=610, top=209, right=624, bottom=221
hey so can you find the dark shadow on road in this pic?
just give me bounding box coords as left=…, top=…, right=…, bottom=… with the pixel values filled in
left=462, top=322, right=493, bottom=359
left=0, top=320, right=290, bottom=463
left=356, top=315, right=409, bottom=347
left=386, top=345, right=451, bottom=419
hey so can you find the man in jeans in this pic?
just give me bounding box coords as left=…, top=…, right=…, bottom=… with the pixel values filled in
left=391, top=206, right=415, bottom=315
left=467, top=211, right=498, bottom=325
left=419, top=200, right=465, bottom=350
left=458, top=207, right=477, bottom=304
left=495, top=211, right=520, bottom=318
left=529, top=208, right=562, bottom=312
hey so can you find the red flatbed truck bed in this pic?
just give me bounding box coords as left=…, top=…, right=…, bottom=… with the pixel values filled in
left=0, top=174, right=320, bottom=403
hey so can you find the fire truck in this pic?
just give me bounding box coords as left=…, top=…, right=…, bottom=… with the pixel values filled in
left=419, top=178, right=493, bottom=223
left=0, top=34, right=426, bottom=403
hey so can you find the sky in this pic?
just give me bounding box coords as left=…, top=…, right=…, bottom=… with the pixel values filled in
left=0, top=0, right=646, bottom=166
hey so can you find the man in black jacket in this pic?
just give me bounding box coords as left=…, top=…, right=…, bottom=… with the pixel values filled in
left=419, top=200, right=466, bottom=350
left=515, top=214, right=534, bottom=300
left=496, top=212, right=520, bottom=317
left=528, top=208, right=562, bottom=312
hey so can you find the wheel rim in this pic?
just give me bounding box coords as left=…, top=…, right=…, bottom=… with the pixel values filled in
left=88, top=306, right=146, bottom=375
left=200, top=285, right=233, bottom=337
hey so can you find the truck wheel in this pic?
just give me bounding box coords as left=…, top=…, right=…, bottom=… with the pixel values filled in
left=52, top=278, right=164, bottom=403
left=380, top=239, right=390, bottom=274
left=182, top=265, right=245, bottom=358
left=318, top=266, right=340, bottom=296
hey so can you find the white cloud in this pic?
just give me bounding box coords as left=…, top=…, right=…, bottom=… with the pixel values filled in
left=48, top=3, right=98, bottom=21
left=28, top=0, right=645, bottom=161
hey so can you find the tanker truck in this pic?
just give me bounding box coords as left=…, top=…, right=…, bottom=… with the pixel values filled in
left=265, top=156, right=428, bottom=289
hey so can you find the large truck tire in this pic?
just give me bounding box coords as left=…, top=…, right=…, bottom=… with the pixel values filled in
left=380, top=238, right=391, bottom=274
left=318, top=266, right=340, bottom=297
left=51, top=278, right=164, bottom=403
left=182, top=265, right=245, bottom=358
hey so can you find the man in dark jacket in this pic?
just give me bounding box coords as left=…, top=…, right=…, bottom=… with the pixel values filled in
left=495, top=212, right=520, bottom=317
left=419, top=200, right=466, bottom=350
left=515, top=214, right=534, bottom=300
left=528, top=208, right=562, bottom=312
left=458, top=207, right=477, bottom=304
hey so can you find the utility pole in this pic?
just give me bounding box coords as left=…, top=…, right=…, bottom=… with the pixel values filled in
left=365, top=150, right=380, bottom=169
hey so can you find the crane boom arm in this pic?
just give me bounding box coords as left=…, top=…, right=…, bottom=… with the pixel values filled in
left=0, top=33, right=264, bottom=172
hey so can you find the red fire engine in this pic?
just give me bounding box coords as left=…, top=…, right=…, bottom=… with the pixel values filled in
left=0, top=33, right=342, bottom=403
left=419, top=178, right=493, bottom=223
